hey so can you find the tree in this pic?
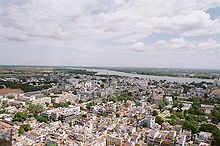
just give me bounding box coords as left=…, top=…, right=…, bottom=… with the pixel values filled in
left=86, top=101, right=95, bottom=110
left=200, top=124, right=220, bottom=145
left=18, top=124, right=32, bottom=136
left=37, top=115, right=49, bottom=123
left=12, top=112, right=28, bottom=122
left=18, top=127, right=25, bottom=136
left=100, top=84, right=104, bottom=88
left=211, top=106, right=220, bottom=124
left=6, top=95, right=15, bottom=99
left=135, top=100, right=141, bottom=106
left=27, top=104, right=44, bottom=117
left=183, top=119, right=199, bottom=134
left=159, top=101, right=166, bottom=110
left=155, top=116, right=164, bottom=125
left=53, top=102, right=71, bottom=108
left=152, top=110, right=158, bottom=116
left=188, top=99, right=204, bottom=116
left=142, top=122, right=150, bottom=128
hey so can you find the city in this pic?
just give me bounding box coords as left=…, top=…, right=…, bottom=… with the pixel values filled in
left=1, top=0, right=220, bottom=146
left=0, top=67, right=219, bottom=146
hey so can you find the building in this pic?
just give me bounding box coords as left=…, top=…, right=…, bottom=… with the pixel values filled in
left=106, top=134, right=123, bottom=146
left=140, top=115, right=155, bottom=128
left=198, top=132, right=212, bottom=144
left=165, top=96, right=173, bottom=105
left=0, top=121, right=13, bottom=134
left=175, top=133, right=186, bottom=146
left=51, top=106, right=80, bottom=122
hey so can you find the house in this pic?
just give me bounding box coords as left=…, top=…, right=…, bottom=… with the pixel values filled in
left=198, top=132, right=212, bottom=144
left=25, top=131, right=41, bottom=142
left=165, top=96, right=173, bottom=105
left=50, top=106, right=80, bottom=122
left=0, top=121, right=13, bottom=133
left=146, top=130, right=160, bottom=144
left=16, top=95, right=35, bottom=103
left=140, top=115, right=155, bottom=128
left=201, top=105, right=214, bottom=115
left=182, top=130, right=192, bottom=141
left=106, top=134, right=123, bottom=146
left=162, top=131, right=176, bottom=146
left=175, top=133, right=186, bottom=146
left=199, top=142, right=211, bottom=146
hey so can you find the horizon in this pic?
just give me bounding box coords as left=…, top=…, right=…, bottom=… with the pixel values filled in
left=0, top=64, right=220, bottom=71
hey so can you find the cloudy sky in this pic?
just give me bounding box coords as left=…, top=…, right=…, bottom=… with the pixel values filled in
left=0, top=0, right=220, bottom=69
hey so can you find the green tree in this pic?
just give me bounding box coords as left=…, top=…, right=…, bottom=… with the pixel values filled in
left=6, top=95, right=15, bottom=99
left=86, top=101, right=95, bottom=110
left=53, top=102, right=71, bottom=108
left=211, top=106, right=220, bottom=124
left=37, top=115, right=49, bottom=123
left=18, top=127, right=25, bottom=136
left=200, top=124, right=220, bottom=145
left=12, top=112, right=28, bottom=122
left=27, top=104, right=44, bottom=117
left=152, top=110, right=158, bottom=116
left=159, top=100, right=166, bottom=110
left=155, top=116, right=164, bottom=125
left=183, top=119, right=199, bottom=134
left=142, top=122, right=150, bottom=128
left=18, top=124, right=32, bottom=136
left=188, top=99, right=204, bottom=115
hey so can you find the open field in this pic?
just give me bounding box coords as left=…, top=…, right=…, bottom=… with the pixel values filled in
left=0, top=88, right=23, bottom=96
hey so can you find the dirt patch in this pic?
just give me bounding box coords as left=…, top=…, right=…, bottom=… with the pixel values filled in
left=0, top=88, right=23, bottom=96
left=212, top=88, right=220, bottom=96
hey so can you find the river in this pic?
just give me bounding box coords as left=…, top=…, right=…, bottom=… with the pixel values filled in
left=71, top=68, right=214, bottom=83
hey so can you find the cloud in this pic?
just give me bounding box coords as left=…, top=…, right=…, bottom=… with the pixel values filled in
left=131, top=42, right=147, bottom=52
left=1, top=0, right=220, bottom=43
left=153, top=37, right=220, bottom=51
left=0, top=0, right=220, bottom=68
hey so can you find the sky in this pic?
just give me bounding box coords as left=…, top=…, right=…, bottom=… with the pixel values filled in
left=0, top=0, right=220, bottom=69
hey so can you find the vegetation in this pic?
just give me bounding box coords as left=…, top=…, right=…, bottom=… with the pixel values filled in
left=142, top=122, right=150, bottom=128
left=55, top=69, right=97, bottom=75
left=102, top=91, right=139, bottom=104
left=211, top=106, right=220, bottom=124
left=53, top=101, right=71, bottom=108
left=152, top=110, right=158, bottom=116
left=181, top=99, right=207, bottom=133
left=12, top=112, right=28, bottom=122
left=159, top=100, right=167, bottom=110
left=99, top=112, right=108, bottom=117
left=155, top=116, right=164, bottom=125
left=18, top=124, right=32, bottom=136
left=86, top=101, right=95, bottom=110
left=27, top=104, right=44, bottom=117
left=200, top=124, right=220, bottom=145
left=172, top=96, right=181, bottom=108
left=107, top=67, right=220, bottom=79
left=188, top=98, right=204, bottom=115
left=168, top=112, right=184, bottom=125
left=6, top=95, right=15, bottom=99
left=0, top=80, right=52, bottom=92
left=183, top=119, right=199, bottom=134
left=37, top=115, right=49, bottom=123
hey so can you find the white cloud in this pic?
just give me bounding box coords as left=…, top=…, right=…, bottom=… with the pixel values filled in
left=131, top=42, right=147, bottom=52
left=153, top=37, right=220, bottom=51
left=0, top=0, right=220, bottom=68
left=1, top=0, right=220, bottom=43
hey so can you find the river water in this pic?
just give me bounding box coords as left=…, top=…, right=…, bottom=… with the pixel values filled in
left=71, top=68, right=214, bottom=83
